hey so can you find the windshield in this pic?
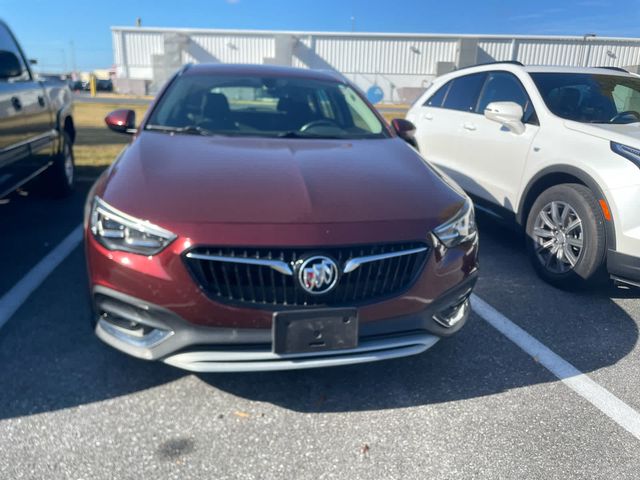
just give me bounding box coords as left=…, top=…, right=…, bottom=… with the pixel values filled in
left=146, top=73, right=388, bottom=139
left=531, top=72, right=640, bottom=124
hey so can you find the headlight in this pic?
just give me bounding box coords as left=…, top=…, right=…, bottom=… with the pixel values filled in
left=90, top=197, right=176, bottom=255
left=433, top=198, right=477, bottom=248
left=611, top=142, right=640, bottom=168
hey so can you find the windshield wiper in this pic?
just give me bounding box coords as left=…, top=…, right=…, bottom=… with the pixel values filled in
left=278, top=131, right=343, bottom=139
left=145, top=124, right=214, bottom=136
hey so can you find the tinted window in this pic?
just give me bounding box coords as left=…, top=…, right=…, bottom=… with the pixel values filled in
left=147, top=74, right=388, bottom=139
left=0, top=24, right=29, bottom=81
left=531, top=72, right=640, bottom=124
left=424, top=81, right=451, bottom=107
left=477, top=72, right=536, bottom=123
left=443, top=73, right=487, bottom=112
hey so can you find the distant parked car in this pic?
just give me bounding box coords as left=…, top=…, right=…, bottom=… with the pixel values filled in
left=85, top=64, right=479, bottom=372
left=69, top=80, right=85, bottom=91
left=407, top=62, right=640, bottom=289
left=96, top=79, right=112, bottom=92
left=0, top=19, right=75, bottom=198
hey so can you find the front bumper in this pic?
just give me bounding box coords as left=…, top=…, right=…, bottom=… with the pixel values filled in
left=93, top=274, right=476, bottom=372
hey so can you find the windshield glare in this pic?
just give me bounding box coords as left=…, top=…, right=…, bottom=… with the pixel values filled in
left=146, top=74, right=388, bottom=139
left=531, top=72, right=640, bottom=124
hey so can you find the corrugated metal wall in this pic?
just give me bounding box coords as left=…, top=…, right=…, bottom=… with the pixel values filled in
left=311, top=36, right=458, bottom=74
left=183, top=34, right=275, bottom=64
left=111, top=27, right=640, bottom=101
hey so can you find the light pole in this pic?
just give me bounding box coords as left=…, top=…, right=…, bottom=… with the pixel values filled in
left=581, top=33, right=596, bottom=67
left=69, top=40, right=76, bottom=75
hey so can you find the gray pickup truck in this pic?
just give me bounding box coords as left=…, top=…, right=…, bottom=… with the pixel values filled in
left=0, top=19, right=75, bottom=199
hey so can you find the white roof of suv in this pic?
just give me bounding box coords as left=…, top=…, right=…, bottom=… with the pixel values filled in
left=447, top=63, right=636, bottom=78
left=523, top=65, right=634, bottom=76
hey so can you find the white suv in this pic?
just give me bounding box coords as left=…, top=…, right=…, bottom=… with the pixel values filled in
left=407, top=62, right=640, bottom=289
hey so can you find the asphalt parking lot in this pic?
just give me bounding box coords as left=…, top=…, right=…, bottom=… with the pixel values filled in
left=1, top=173, right=640, bottom=479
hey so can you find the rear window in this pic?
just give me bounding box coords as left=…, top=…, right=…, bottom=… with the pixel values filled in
left=443, top=73, right=487, bottom=112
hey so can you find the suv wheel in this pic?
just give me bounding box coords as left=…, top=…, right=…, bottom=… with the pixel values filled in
left=526, top=184, right=607, bottom=289
left=44, top=132, right=75, bottom=197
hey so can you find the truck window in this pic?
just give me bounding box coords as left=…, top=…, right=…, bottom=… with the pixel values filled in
left=0, top=23, right=30, bottom=81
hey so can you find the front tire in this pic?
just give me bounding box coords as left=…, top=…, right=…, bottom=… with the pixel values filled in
left=44, top=131, right=75, bottom=198
left=526, top=184, right=607, bottom=289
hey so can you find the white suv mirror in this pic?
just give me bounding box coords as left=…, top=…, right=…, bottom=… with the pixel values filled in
left=484, top=101, right=525, bottom=134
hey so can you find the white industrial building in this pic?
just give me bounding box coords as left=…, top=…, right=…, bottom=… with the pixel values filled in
left=111, top=26, right=640, bottom=102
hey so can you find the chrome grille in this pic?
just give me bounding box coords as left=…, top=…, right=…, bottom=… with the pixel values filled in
left=184, top=242, right=429, bottom=308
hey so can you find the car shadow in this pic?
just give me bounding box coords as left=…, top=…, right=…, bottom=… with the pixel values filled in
left=0, top=207, right=638, bottom=419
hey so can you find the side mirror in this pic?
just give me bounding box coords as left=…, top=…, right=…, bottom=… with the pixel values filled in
left=391, top=118, right=418, bottom=149
left=0, top=50, right=23, bottom=79
left=484, top=101, right=525, bottom=135
left=105, top=109, right=136, bottom=134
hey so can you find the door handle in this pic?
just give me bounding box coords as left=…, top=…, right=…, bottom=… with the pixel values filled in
left=462, top=123, right=476, bottom=131
left=10, top=96, right=22, bottom=111
left=422, top=113, right=433, bottom=120
left=37, top=95, right=46, bottom=107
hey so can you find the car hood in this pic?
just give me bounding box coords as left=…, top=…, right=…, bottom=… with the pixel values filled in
left=99, top=132, right=463, bottom=236
left=564, top=120, right=640, bottom=148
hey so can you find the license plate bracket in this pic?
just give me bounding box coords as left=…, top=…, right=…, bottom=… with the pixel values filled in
left=272, top=308, right=358, bottom=355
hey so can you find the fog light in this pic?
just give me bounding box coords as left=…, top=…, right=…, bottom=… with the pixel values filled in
left=433, top=296, right=470, bottom=328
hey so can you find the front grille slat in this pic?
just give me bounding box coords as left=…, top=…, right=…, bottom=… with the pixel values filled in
left=219, top=261, right=233, bottom=300
left=256, top=258, right=267, bottom=304
left=185, top=242, right=428, bottom=309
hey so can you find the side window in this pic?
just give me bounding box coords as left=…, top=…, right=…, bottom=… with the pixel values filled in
left=0, top=24, right=29, bottom=81
left=423, top=81, right=451, bottom=108
left=477, top=72, right=536, bottom=124
left=442, top=73, right=488, bottom=112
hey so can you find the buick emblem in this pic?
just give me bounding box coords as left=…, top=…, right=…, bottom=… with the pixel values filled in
left=297, top=256, right=339, bottom=295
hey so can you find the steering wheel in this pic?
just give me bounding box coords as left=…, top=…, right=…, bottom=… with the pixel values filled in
left=299, top=119, right=339, bottom=132
left=609, top=110, right=640, bottom=123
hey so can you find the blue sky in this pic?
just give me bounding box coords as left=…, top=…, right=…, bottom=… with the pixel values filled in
left=1, top=0, right=638, bottom=72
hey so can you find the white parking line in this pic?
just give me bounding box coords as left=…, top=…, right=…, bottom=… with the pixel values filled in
left=0, top=224, right=83, bottom=331
left=471, top=293, right=640, bottom=440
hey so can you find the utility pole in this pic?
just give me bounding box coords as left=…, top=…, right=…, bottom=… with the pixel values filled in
left=69, top=40, right=77, bottom=75
left=581, top=33, right=596, bottom=67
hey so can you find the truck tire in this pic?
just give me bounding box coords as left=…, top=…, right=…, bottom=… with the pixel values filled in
left=44, top=131, right=75, bottom=198
left=526, top=183, right=607, bottom=289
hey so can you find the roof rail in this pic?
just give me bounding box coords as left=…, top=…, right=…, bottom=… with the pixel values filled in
left=596, top=66, right=629, bottom=73
left=455, top=60, right=525, bottom=71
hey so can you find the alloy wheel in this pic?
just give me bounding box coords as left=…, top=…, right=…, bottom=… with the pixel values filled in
left=532, top=201, right=584, bottom=274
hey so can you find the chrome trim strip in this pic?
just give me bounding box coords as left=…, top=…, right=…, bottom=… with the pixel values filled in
left=185, top=252, right=294, bottom=276
left=162, top=333, right=439, bottom=372
left=0, top=129, right=57, bottom=155
left=343, top=246, right=428, bottom=274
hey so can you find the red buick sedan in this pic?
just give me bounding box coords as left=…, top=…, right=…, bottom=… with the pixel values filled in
left=84, top=64, right=478, bottom=372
